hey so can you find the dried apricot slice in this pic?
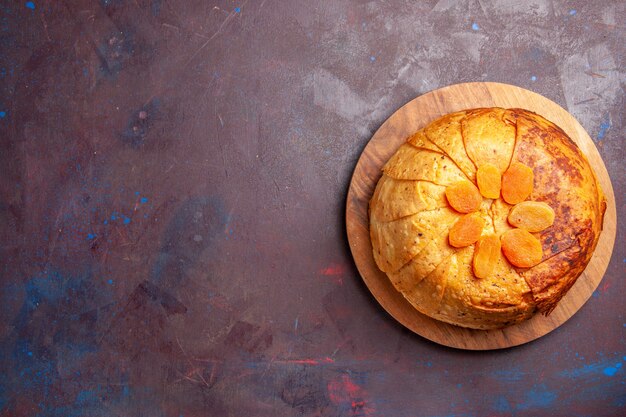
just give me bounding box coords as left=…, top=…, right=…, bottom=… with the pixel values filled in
left=472, top=234, right=501, bottom=279
left=476, top=163, right=501, bottom=199
left=449, top=214, right=484, bottom=248
left=445, top=180, right=482, bottom=213
left=501, top=229, right=542, bottom=268
left=508, top=201, right=555, bottom=232
left=501, top=162, right=534, bottom=204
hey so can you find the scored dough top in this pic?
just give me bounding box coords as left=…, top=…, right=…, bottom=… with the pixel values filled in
left=369, top=108, right=606, bottom=330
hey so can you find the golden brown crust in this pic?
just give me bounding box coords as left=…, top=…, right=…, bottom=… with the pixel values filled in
left=422, top=111, right=477, bottom=181
left=383, top=144, right=467, bottom=184
left=436, top=246, right=535, bottom=329
left=370, top=206, right=461, bottom=273
left=506, top=109, right=606, bottom=313
left=370, top=107, right=605, bottom=328
left=461, top=108, right=516, bottom=174
left=370, top=176, right=448, bottom=222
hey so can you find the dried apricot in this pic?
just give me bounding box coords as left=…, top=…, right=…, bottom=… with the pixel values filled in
left=501, top=229, right=542, bottom=268
left=476, top=163, right=501, bottom=199
left=449, top=214, right=484, bottom=248
left=508, top=201, right=555, bottom=232
left=445, top=180, right=482, bottom=213
left=501, top=162, right=534, bottom=204
left=472, top=234, right=501, bottom=278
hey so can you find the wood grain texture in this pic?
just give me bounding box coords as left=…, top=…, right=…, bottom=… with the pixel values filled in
left=346, top=82, right=616, bottom=350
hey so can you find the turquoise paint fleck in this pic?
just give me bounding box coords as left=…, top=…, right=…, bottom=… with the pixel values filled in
left=517, top=384, right=556, bottom=410
left=597, top=114, right=611, bottom=140
left=493, top=395, right=512, bottom=412
left=603, top=363, right=622, bottom=376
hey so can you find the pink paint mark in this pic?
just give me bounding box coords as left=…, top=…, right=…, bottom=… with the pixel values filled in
left=320, top=263, right=346, bottom=276
left=320, top=263, right=347, bottom=285
left=327, top=375, right=375, bottom=416
left=276, top=357, right=335, bottom=365
left=289, top=359, right=319, bottom=365
left=208, top=294, right=231, bottom=311
left=600, top=280, right=611, bottom=293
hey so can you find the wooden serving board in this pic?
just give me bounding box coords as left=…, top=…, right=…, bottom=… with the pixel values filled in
left=345, top=82, right=616, bottom=350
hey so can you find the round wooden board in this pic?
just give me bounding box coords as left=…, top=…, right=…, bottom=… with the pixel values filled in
left=345, top=82, right=617, bottom=350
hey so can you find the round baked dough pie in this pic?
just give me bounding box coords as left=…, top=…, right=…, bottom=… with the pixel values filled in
left=369, top=108, right=606, bottom=330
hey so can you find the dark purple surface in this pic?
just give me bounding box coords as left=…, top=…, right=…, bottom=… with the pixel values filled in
left=1, top=1, right=624, bottom=416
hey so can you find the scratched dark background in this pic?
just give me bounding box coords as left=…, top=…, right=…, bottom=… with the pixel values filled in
left=0, top=0, right=624, bottom=416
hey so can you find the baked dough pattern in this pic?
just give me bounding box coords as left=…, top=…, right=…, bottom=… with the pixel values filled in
left=369, top=108, right=606, bottom=329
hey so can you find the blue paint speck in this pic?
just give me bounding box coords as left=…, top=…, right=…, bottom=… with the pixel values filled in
left=25, top=1, right=35, bottom=9
left=471, top=23, right=479, bottom=31
left=234, top=7, right=240, bottom=13
left=87, top=233, right=97, bottom=240
left=111, top=214, right=117, bottom=221
left=140, top=197, right=148, bottom=204
left=76, top=389, right=100, bottom=406
left=135, top=191, right=140, bottom=196
left=104, top=220, right=108, bottom=225
left=569, top=9, right=577, bottom=15
left=123, top=217, right=131, bottom=225
left=518, top=384, right=556, bottom=410
left=27, top=351, right=33, bottom=357
left=107, top=279, right=113, bottom=285
left=531, top=75, right=537, bottom=81
left=597, top=114, right=611, bottom=140
left=151, top=0, right=162, bottom=16
left=370, top=56, right=376, bottom=62
left=0, top=111, right=6, bottom=118
left=493, top=396, right=512, bottom=413
left=603, top=363, right=622, bottom=376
